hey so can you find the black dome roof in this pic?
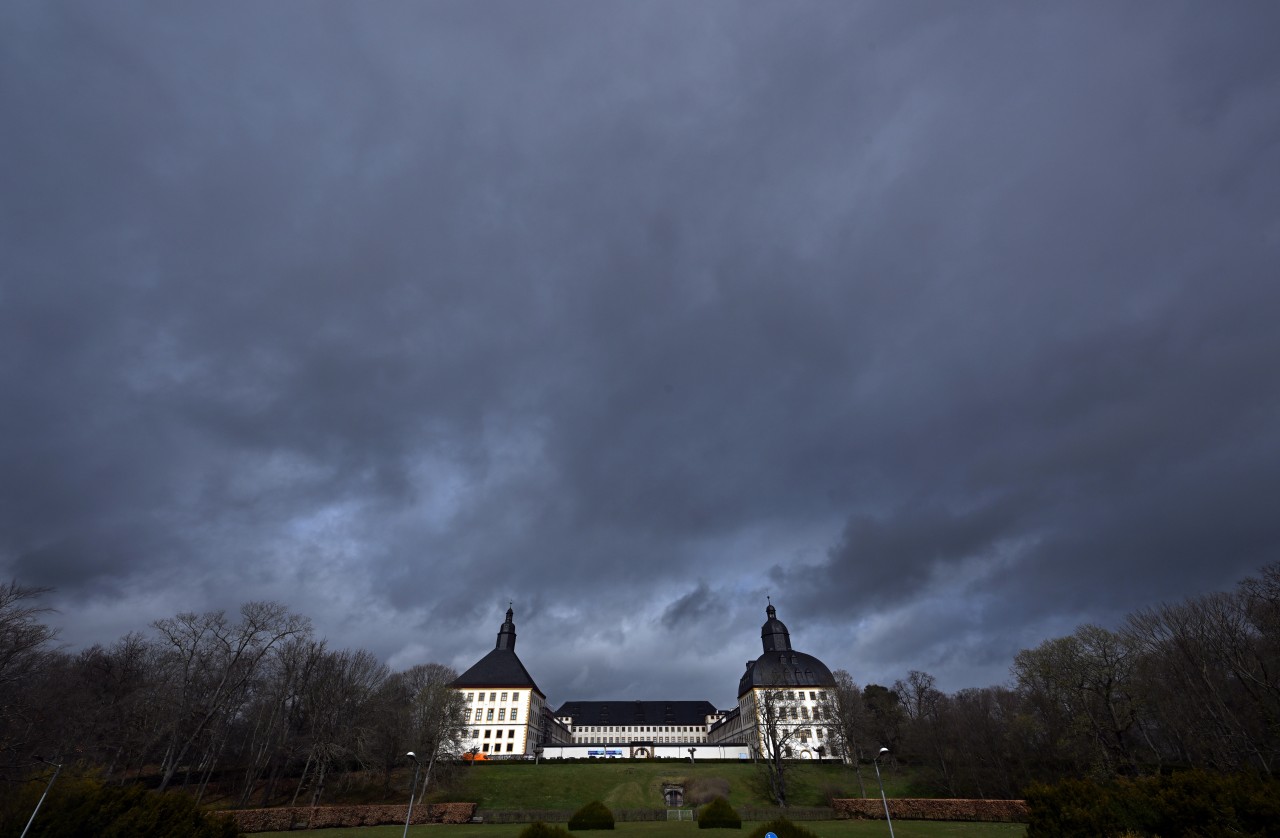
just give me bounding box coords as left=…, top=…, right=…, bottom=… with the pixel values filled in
left=738, top=650, right=836, bottom=696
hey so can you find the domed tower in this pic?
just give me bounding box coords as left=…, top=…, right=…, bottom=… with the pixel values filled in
left=711, top=601, right=837, bottom=760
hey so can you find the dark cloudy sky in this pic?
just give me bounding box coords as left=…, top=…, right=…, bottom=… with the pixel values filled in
left=3, top=1, right=1279, bottom=707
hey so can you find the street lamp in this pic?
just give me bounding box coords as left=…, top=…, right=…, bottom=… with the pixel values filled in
left=20, top=758, right=63, bottom=838
left=688, top=747, right=696, bottom=764
left=403, top=752, right=421, bottom=838
left=873, top=747, right=895, bottom=838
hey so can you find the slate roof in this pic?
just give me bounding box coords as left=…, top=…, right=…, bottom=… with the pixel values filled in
left=738, top=651, right=836, bottom=696
left=453, top=647, right=543, bottom=695
left=552, top=700, right=718, bottom=727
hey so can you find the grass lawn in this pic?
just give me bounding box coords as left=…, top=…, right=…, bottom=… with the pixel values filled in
left=428, top=761, right=915, bottom=811
left=255, top=822, right=1026, bottom=838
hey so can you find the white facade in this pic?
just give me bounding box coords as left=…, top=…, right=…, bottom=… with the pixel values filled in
left=458, top=687, right=544, bottom=756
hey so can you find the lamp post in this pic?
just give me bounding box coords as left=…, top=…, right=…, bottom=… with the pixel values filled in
left=688, top=747, right=696, bottom=764
left=873, top=747, right=895, bottom=838
left=20, top=758, right=63, bottom=838
left=403, top=752, right=421, bottom=838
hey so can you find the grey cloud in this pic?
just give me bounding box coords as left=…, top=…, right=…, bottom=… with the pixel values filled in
left=2, top=1, right=1279, bottom=697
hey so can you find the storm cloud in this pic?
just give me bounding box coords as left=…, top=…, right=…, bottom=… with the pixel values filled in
left=2, top=1, right=1278, bottom=704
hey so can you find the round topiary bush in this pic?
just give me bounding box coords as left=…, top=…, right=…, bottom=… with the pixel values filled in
left=520, top=822, right=574, bottom=838
left=568, top=800, right=615, bottom=830
left=745, top=818, right=820, bottom=838
left=696, top=796, right=742, bottom=829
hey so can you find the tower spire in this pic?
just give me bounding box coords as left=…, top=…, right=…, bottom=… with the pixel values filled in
left=496, top=604, right=517, bottom=651
left=761, top=600, right=791, bottom=652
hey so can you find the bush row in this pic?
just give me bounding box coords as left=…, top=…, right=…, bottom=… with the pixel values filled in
left=831, top=798, right=1029, bottom=822
left=0, top=777, right=240, bottom=838
left=1024, top=770, right=1280, bottom=837
left=227, top=802, right=476, bottom=832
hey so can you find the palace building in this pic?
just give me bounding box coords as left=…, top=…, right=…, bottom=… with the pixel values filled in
left=451, top=602, right=838, bottom=760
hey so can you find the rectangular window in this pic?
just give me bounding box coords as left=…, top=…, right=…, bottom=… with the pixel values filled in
left=484, top=730, right=491, bottom=739
left=499, top=709, right=506, bottom=721
left=511, top=709, right=519, bottom=721
left=483, top=743, right=490, bottom=752
left=496, top=730, right=503, bottom=738
left=486, top=709, right=494, bottom=721
left=501, top=692, right=508, bottom=702
left=507, top=743, right=514, bottom=752
left=509, top=729, right=515, bottom=738
left=466, top=693, right=474, bottom=702
left=472, top=729, right=479, bottom=739
left=789, top=707, right=799, bottom=719
left=490, top=692, right=497, bottom=701
left=465, top=709, right=472, bottom=722
left=801, top=707, right=809, bottom=719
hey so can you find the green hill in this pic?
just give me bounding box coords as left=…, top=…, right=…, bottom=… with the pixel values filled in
left=427, top=761, right=910, bottom=811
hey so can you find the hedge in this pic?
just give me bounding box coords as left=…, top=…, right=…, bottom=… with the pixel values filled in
left=568, top=800, right=615, bottom=830
left=226, top=802, right=476, bottom=832
left=696, top=796, right=742, bottom=829
left=831, top=798, right=1029, bottom=823
left=1024, top=771, right=1280, bottom=838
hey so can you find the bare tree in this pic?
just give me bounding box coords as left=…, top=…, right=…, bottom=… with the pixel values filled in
left=752, top=685, right=806, bottom=807
left=402, top=663, right=464, bottom=800
left=829, top=670, right=868, bottom=797
left=0, top=581, right=59, bottom=780
left=0, top=581, right=58, bottom=689
left=152, top=601, right=311, bottom=792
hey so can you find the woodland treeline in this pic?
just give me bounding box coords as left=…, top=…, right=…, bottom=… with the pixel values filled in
left=2, top=563, right=1277, bottom=807
left=826, top=562, right=1280, bottom=799
left=0, top=590, right=464, bottom=808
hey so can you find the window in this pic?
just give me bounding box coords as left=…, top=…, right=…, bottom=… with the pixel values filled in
left=501, top=692, right=508, bottom=702
left=484, top=730, right=491, bottom=739
left=801, top=707, right=809, bottom=719
left=507, top=743, right=514, bottom=752
left=483, top=743, right=490, bottom=752
left=818, top=691, right=827, bottom=700
left=789, top=707, right=799, bottom=719
left=472, top=729, right=479, bottom=739
left=465, top=709, right=472, bottom=722
left=499, top=708, right=507, bottom=720
left=489, top=692, right=497, bottom=701
left=466, top=692, right=474, bottom=702
left=496, top=730, right=503, bottom=738
left=486, top=709, right=494, bottom=721
left=511, top=709, right=519, bottom=722
left=509, top=729, right=515, bottom=738
left=809, top=691, right=816, bottom=700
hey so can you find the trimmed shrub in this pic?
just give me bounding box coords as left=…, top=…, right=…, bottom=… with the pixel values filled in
left=520, top=822, right=574, bottom=838
left=568, top=800, right=615, bottom=830
left=697, top=796, right=742, bottom=829
left=745, top=818, right=820, bottom=838
left=1025, top=770, right=1280, bottom=838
